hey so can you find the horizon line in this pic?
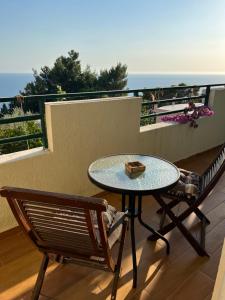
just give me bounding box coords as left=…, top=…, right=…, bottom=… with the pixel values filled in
left=1, top=71, right=225, bottom=75
left=129, top=71, right=225, bottom=75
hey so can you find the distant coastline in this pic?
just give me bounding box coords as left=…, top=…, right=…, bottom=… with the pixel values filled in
left=127, top=73, right=225, bottom=89
left=0, top=73, right=225, bottom=97
left=129, top=71, right=225, bottom=75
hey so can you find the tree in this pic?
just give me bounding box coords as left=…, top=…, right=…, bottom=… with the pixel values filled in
left=97, top=63, right=128, bottom=90
left=14, top=50, right=127, bottom=112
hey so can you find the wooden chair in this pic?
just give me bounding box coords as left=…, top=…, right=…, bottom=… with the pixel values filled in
left=0, top=187, right=128, bottom=300
left=148, top=144, right=225, bottom=256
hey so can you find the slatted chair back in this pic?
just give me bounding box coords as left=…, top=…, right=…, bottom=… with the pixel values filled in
left=0, top=187, right=115, bottom=271
left=200, top=144, right=225, bottom=200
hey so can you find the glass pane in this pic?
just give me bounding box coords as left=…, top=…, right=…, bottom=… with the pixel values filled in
left=88, top=154, right=180, bottom=193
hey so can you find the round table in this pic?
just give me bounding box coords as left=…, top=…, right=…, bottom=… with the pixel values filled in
left=88, top=154, right=180, bottom=288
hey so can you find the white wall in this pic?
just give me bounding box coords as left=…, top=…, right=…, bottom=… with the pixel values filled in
left=211, top=239, right=225, bottom=300
left=0, top=89, right=225, bottom=232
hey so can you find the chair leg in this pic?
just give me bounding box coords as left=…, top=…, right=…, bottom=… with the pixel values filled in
left=157, top=199, right=210, bottom=233
left=189, top=205, right=210, bottom=224
left=200, top=218, right=207, bottom=249
left=156, top=198, right=180, bottom=214
left=153, top=194, right=209, bottom=257
left=174, top=217, right=209, bottom=256
left=148, top=218, right=177, bottom=241
left=111, top=266, right=120, bottom=300
left=32, top=254, right=49, bottom=300
left=159, top=209, right=167, bottom=230
left=111, top=220, right=127, bottom=300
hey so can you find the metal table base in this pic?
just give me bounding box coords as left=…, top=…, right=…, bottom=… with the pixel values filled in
left=122, top=193, right=170, bottom=288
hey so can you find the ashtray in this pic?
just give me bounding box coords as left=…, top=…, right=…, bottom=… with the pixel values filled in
left=125, top=161, right=146, bottom=175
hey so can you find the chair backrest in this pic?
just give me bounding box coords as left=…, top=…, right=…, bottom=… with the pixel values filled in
left=0, top=187, right=115, bottom=271
left=200, top=144, right=225, bottom=199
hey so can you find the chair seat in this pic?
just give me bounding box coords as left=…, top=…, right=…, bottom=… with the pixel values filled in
left=162, top=168, right=200, bottom=200
left=108, top=211, right=124, bottom=249
left=91, top=204, right=125, bottom=249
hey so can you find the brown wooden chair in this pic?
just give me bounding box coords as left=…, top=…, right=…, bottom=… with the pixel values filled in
left=0, top=187, right=128, bottom=300
left=148, top=144, right=225, bottom=256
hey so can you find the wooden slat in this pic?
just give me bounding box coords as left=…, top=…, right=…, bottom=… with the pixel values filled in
left=23, top=201, right=85, bottom=212
left=47, top=244, right=94, bottom=255
left=23, top=202, right=85, bottom=215
left=26, top=211, right=86, bottom=222
left=33, top=224, right=89, bottom=236
left=38, top=235, right=93, bottom=249
left=30, top=217, right=89, bottom=231
left=32, top=220, right=89, bottom=234
left=24, top=207, right=86, bottom=218
left=44, top=242, right=95, bottom=255
left=37, top=235, right=95, bottom=251
left=40, top=235, right=94, bottom=249
left=209, top=169, right=212, bottom=182
left=38, top=235, right=97, bottom=254
left=38, top=231, right=92, bottom=244
left=202, top=149, right=225, bottom=190
left=41, top=236, right=94, bottom=249
left=34, top=226, right=91, bottom=240
left=26, top=212, right=87, bottom=225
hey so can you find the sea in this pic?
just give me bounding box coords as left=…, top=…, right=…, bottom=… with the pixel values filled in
left=1, top=73, right=225, bottom=97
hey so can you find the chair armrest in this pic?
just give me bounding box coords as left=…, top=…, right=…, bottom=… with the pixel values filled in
left=108, top=210, right=128, bottom=236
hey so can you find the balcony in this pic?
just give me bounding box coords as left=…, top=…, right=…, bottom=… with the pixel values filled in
left=0, top=85, right=225, bottom=299
left=0, top=148, right=224, bottom=299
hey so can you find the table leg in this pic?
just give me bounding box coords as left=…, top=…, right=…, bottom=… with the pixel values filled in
left=137, top=195, right=170, bottom=255
left=128, top=193, right=137, bottom=288
left=121, top=193, right=126, bottom=212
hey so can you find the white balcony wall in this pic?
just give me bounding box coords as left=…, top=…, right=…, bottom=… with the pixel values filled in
left=0, top=89, right=225, bottom=233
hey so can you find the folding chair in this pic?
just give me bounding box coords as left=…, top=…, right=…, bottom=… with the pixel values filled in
left=0, top=187, right=128, bottom=300
left=149, top=144, right=225, bottom=256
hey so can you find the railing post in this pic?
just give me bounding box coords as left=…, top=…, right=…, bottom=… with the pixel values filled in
left=205, top=86, right=211, bottom=106
left=39, top=99, right=48, bottom=149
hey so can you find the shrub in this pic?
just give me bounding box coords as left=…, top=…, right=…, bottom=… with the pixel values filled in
left=0, top=108, right=42, bottom=154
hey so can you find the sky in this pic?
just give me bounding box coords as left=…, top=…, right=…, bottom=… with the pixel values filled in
left=0, top=0, right=225, bottom=74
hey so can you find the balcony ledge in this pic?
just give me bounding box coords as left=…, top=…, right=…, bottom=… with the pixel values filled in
left=0, top=147, right=49, bottom=165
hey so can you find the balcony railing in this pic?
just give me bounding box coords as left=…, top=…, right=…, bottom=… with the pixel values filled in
left=0, top=83, right=224, bottom=151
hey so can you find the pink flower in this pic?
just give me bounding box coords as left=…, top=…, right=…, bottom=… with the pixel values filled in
left=161, top=105, right=214, bottom=127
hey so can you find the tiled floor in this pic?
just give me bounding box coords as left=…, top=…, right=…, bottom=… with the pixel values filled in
left=1, top=147, right=225, bottom=300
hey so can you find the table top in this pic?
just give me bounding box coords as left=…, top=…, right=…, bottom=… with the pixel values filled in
left=88, top=154, right=180, bottom=194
